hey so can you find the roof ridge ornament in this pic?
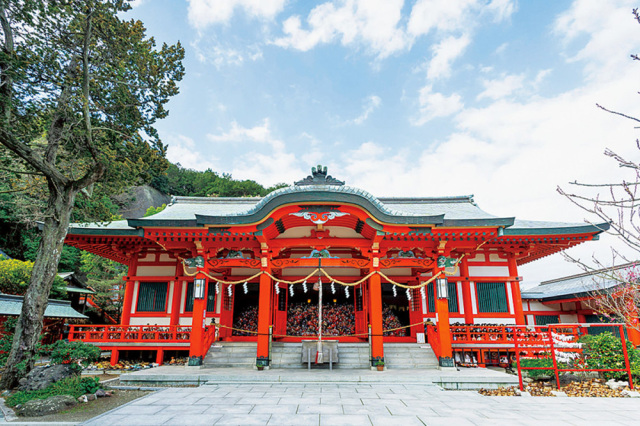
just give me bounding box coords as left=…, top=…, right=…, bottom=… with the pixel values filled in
left=295, top=164, right=345, bottom=186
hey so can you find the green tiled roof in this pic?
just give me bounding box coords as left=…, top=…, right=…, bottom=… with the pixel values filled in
left=0, top=294, right=87, bottom=319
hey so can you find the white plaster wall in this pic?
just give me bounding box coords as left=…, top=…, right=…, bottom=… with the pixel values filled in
left=167, top=282, right=174, bottom=314
left=488, top=253, right=506, bottom=262
left=137, top=265, right=176, bottom=276
left=470, top=282, right=478, bottom=314
left=131, top=282, right=139, bottom=314
left=158, top=253, right=173, bottom=262
left=526, top=301, right=557, bottom=312
left=560, top=314, right=579, bottom=323
left=457, top=282, right=464, bottom=315
left=506, top=284, right=514, bottom=314
left=130, top=317, right=170, bottom=326
left=179, top=317, right=192, bottom=326
left=467, top=266, right=509, bottom=277
left=526, top=314, right=535, bottom=325
left=474, top=318, right=516, bottom=325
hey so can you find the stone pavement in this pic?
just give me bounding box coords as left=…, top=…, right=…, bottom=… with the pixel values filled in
left=82, top=382, right=640, bottom=425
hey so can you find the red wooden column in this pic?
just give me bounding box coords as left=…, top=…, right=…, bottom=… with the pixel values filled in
left=189, top=272, right=208, bottom=363
left=433, top=266, right=453, bottom=365
left=369, top=270, right=384, bottom=365
left=460, top=257, right=474, bottom=324
left=256, top=263, right=272, bottom=367
left=508, top=255, right=525, bottom=325
left=121, top=258, right=138, bottom=325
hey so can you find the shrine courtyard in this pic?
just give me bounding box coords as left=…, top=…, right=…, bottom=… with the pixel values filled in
left=82, top=380, right=640, bottom=426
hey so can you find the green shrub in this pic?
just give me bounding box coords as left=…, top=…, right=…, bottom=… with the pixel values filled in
left=514, top=358, right=555, bottom=379
left=5, top=376, right=101, bottom=407
left=38, top=340, right=101, bottom=371
left=579, top=332, right=640, bottom=381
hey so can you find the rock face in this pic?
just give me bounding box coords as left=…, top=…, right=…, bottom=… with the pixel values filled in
left=16, top=395, right=77, bottom=417
left=18, top=365, right=78, bottom=392
left=114, top=185, right=171, bottom=219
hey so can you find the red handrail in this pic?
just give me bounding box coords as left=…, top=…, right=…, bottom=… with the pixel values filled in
left=69, top=325, right=192, bottom=343
left=426, top=325, right=441, bottom=358
left=201, top=324, right=218, bottom=357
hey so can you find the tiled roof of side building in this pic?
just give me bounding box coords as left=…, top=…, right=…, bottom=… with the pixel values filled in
left=0, top=294, right=88, bottom=319
left=521, top=262, right=636, bottom=301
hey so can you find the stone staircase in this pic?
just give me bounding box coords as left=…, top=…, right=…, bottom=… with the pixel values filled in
left=383, top=343, right=439, bottom=369
left=203, top=341, right=438, bottom=370
left=203, top=341, right=257, bottom=368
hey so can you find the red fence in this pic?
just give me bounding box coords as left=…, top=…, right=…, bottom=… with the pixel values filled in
left=69, top=325, right=191, bottom=343
left=515, top=323, right=634, bottom=391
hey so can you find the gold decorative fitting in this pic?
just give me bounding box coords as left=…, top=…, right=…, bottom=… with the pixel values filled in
left=261, top=258, right=268, bottom=268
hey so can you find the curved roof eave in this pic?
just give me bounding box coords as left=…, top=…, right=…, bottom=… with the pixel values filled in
left=443, top=217, right=515, bottom=227
left=503, top=222, right=610, bottom=236
left=194, top=190, right=445, bottom=226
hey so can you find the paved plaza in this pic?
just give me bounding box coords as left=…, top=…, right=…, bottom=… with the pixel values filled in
left=82, top=382, right=640, bottom=425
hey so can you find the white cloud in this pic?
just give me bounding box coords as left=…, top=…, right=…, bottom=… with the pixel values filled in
left=187, top=0, right=286, bottom=29
left=191, top=37, right=263, bottom=68
left=426, top=34, right=471, bottom=80
left=346, top=95, right=382, bottom=125
left=273, top=0, right=407, bottom=58
left=554, top=0, right=638, bottom=80
left=477, top=73, right=525, bottom=100
left=407, top=0, right=515, bottom=37
left=165, top=134, right=218, bottom=171
left=412, top=85, right=464, bottom=125
left=207, top=119, right=284, bottom=151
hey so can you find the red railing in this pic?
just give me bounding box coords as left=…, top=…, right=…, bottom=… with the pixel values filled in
left=426, top=325, right=441, bottom=358
left=69, top=325, right=192, bottom=343
left=201, top=325, right=218, bottom=356
left=515, top=323, right=634, bottom=391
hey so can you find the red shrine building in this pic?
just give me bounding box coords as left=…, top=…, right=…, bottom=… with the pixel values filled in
left=66, top=166, right=616, bottom=368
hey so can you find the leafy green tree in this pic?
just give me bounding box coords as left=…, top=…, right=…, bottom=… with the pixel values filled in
left=0, top=259, right=66, bottom=299
left=143, top=203, right=166, bottom=217
left=0, top=0, right=184, bottom=388
left=79, top=251, right=125, bottom=321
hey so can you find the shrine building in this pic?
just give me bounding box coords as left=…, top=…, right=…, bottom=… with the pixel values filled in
left=65, top=166, right=615, bottom=368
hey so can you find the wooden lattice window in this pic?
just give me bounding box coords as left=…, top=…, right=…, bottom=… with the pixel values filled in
left=476, top=282, right=508, bottom=313
left=137, top=282, right=167, bottom=312
left=223, top=285, right=233, bottom=311
left=427, top=282, right=459, bottom=313
left=184, top=282, right=216, bottom=312
left=534, top=315, right=559, bottom=326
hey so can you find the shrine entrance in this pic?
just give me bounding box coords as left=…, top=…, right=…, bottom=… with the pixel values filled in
left=272, top=280, right=368, bottom=342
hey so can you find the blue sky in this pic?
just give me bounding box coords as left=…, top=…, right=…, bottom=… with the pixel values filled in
left=127, top=0, right=640, bottom=285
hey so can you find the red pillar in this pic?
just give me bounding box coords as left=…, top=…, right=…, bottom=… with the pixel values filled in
left=460, top=257, right=474, bottom=324
left=189, top=274, right=208, bottom=362
left=170, top=281, right=183, bottom=326
left=434, top=272, right=453, bottom=361
left=121, top=259, right=138, bottom=325
left=508, top=255, right=525, bottom=325
left=369, top=272, right=384, bottom=365
left=121, top=280, right=135, bottom=325
left=256, top=268, right=272, bottom=366
left=110, top=349, right=119, bottom=366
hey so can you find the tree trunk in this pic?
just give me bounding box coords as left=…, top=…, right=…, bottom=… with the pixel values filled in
left=0, top=184, right=76, bottom=389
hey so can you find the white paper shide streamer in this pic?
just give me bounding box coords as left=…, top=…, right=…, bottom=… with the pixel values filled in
left=243, top=281, right=248, bottom=294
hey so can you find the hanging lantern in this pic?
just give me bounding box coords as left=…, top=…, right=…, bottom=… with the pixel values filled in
left=302, top=280, right=308, bottom=293
left=243, top=281, right=248, bottom=294
left=345, top=286, right=350, bottom=299
left=289, top=285, right=294, bottom=297
left=406, top=288, right=412, bottom=300
left=331, top=282, right=336, bottom=294
left=275, top=282, right=280, bottom=294
left=215, top=282, right=220, bottom=294
left=392, top=285, right=397, bottom=297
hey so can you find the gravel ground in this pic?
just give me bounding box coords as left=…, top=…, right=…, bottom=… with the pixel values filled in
left=11, top=389, right=152, bottom=423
